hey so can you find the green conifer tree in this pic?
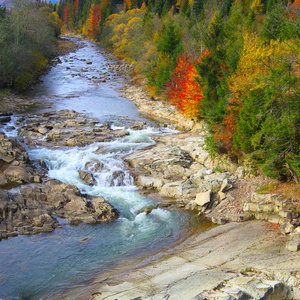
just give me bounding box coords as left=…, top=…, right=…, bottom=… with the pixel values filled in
left=158, top=19, right=182, bottom=57
left=196, top=11, right=229, bottom=125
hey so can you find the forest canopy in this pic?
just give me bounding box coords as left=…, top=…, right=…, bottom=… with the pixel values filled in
left=2, top=0, right=299, bottom=182
left=0, top=0, right=61, bottom=90
left=56, top=0, right=300, bottom=181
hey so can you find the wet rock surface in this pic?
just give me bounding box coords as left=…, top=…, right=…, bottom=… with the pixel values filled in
left=0, top=108, right=140, bottom=240
left=17, top=109, right=130, bottom=148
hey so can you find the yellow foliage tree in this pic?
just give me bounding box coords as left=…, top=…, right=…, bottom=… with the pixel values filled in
left=229, top=32, right=290, bottom=101
left=107, top=8, right=145, bottom=59
left=216, top=32, right=293, bottom=154
left=250, top=0, right=263, bottom=14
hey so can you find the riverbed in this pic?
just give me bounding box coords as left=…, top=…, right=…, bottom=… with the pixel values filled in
left=0, top=38, right=212, bottom=299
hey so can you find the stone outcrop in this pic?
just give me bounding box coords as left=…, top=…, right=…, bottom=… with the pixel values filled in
left=196, top=276, right=293, bottom=299
left=17, top=109, right=130, bottom=148
left=242, top=191, right=300, bottom=252
left=124, top=132, right=239, bottom=216
left=0, top=179, right=119, bottom=239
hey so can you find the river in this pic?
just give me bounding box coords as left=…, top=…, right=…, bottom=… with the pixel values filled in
left=0, top=38, right=210, bottom=300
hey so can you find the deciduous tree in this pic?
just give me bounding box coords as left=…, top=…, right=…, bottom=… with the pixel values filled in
left=166, top=55, right=203, bottom=118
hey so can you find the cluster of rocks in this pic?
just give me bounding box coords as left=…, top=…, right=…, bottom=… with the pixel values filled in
left=243, top=192, right=300, bottom=252
left=0, top=179, right=118, bottom=240
left=196, top=274, right=293, bottom=300
left=107, top=61, right=134, bottom=80
left=124, top=131, right=300, bottom=253
left=64, top=55, right=116, bottom=84
left=0, top=109, right=135, bottom=240
left=124, top=132, right=240, bottom=212
left=17, top=109, right=131, bottom=148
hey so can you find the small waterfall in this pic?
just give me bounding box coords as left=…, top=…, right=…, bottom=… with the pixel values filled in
left=0, top=38, right=208, bottom=300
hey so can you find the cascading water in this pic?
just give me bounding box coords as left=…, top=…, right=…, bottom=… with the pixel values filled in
left=0, top=38, right=210, bottom=300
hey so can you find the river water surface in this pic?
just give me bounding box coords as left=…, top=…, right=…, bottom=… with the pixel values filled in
left=0, top=38, right=210, bottom=299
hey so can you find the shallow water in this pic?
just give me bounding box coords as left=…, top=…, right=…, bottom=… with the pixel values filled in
left=0, top=38, right=210, bottom=300
left=24, top=38, right=147, bottom=124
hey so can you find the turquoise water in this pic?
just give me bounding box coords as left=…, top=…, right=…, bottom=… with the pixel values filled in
left=0, top=38, right=208, bottom=299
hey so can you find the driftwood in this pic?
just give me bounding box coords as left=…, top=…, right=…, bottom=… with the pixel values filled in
left=285, top=162, right=299, bottom=183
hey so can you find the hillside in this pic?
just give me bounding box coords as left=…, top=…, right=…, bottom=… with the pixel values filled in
left=54, top=0, right=300, bottom=183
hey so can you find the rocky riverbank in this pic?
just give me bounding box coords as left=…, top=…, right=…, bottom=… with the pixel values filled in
left=1, top=36, right=299, bottom=299
left=114, top=60, right=300, bottom=249
left=0, top=110, right=124, bottom=240
left=57, top=220, right=299, bottom=300
left=82, top=50, right=300, bottom=299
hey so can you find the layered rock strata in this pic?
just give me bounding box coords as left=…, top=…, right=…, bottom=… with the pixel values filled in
left=124, top=131, right=300, bottom=253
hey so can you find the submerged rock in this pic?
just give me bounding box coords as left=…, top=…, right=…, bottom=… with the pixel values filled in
left=110, top=170, right=125, bottom=186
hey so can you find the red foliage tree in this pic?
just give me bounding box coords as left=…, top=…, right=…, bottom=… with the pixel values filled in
left=74, top=0, right=79, bottom=19
left=166, top=55, right=204, bottom=118
left=87, top=4, right=101, bottom=38
left=64, top=3, right=69, bottom=29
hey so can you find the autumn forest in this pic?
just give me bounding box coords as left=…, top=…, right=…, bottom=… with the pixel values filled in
left=1, top=0, right=300, bottom=182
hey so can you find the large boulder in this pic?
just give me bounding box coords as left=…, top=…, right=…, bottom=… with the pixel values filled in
left=0, top=178, right=119, bottom=240
left=194, top=190, right=212, bottom=206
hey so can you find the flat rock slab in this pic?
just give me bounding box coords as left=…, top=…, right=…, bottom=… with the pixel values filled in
left=54, top=221, right=300, bottom=299
left=17, top=110, right=130, bottom=148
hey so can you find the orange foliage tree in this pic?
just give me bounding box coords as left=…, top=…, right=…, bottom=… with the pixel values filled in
left=87, top=4, right=101, bottom=38
left=166, top=55, right=203, bottom=118
left=212, top=95, right=240, bottom=154
left=74, top=0, right=79, bottom=21
left=289, top=0, right=300, bottom=19
left=63, top=3, right=69, bottom=29
left=124, top=0, right=132, bottom=10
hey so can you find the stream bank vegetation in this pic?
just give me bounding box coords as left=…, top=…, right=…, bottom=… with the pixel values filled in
left=56, top=0, right=300, bottom=187
left=1, top=0, right=300, bottom=189
left=0, top=0, right=61, bottom=91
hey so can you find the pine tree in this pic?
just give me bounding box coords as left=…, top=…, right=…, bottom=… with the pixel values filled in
left=158, top=19, right=182, bottom=57
left=192, top=0, right=205, bottom=20
left=195, top=11, right=229, bottom=125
